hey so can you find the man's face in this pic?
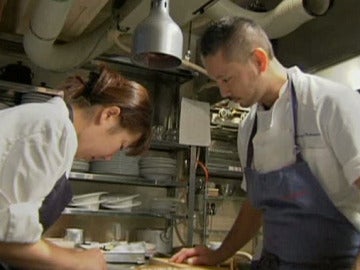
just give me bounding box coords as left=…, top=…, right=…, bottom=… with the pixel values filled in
left=203, top=49, right=260, bottom=108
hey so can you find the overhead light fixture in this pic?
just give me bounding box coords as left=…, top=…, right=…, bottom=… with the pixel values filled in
left=131, top=0, right=183, bottom=69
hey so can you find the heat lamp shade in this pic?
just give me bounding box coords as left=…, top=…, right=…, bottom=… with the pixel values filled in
left=131, top=0, right=183, bottom=69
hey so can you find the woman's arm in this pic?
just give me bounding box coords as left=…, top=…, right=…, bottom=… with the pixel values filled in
left=0, top=239, right=107, bottom=270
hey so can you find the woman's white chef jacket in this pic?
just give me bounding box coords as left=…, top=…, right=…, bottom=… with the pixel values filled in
left=0, top=97, right=77, bottom=243
left=238, top=66, right=360, bottom=231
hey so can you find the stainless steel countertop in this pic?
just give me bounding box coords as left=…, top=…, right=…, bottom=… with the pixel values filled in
left=107, top=263, right=139, bottom=270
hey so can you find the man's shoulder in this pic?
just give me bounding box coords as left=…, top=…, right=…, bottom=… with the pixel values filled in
left=290, top=67, right=353, bottom=108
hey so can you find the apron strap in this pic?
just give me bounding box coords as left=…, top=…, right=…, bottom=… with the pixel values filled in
left=289, top=80, right=303, bottom=161
left=246, top=116, right=257, bottom=168
left=66, top=103, right=74, bottom=122
left=246, top=76, right=302, bottom=167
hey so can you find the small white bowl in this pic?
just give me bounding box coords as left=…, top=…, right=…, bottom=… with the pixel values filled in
left=208, top=241, right=222, bottom=250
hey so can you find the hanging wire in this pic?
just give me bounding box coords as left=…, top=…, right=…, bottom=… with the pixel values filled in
left=174, top=218, right=187, bottom=246
left=181, top=20, right=209, bottom=77
left=196, top=160, right=209, bottom=183
left=185, top=21, right=193, bottom=61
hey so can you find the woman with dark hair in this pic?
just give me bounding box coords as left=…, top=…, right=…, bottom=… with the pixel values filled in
left=0, top=66, right=153, bottom=269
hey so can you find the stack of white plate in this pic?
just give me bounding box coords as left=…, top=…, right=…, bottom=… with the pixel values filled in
left=139, top=157, right=177, bottom=181
left=71, top=160, right=90, bottom=172
left=90, top=150, right=140, bottom=176
left=101, top=193, right=141, bottom=211
left=0, top=91, right=17, bottom=106
left=0, top=102, right=10, bottom=110
left=20, top=92, right=52, bottom=104
left=68, top=192, right=108, bottom=210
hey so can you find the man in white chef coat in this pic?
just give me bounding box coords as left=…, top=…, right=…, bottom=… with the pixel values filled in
left=171, top=16, right=360, bottom=270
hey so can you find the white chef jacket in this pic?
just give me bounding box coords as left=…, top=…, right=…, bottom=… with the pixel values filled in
left=238, top=66, right=360, bottom=231
left=0, top=97, right=77, bottom=243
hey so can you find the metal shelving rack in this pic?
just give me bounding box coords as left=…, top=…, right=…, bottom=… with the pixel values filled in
left=0, top=79, right=63, bottom=96
left=63, top=207, right=187, bottom=220
left=69, top=171, right=186, bottom=188
left=66, top=171, right=188, bottom=220
left=0, top=59, right=199, bottom=246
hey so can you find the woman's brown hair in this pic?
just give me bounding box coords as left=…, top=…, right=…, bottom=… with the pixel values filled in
left=61, top=65, right=153, bottom=155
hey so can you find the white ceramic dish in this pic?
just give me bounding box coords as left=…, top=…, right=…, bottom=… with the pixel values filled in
left=69, top=192, right=109, bottom=210
left=208, top=241, right=221, bottom=250
left=101, top=193, right=140, bottom=205
left=72, top=192, right=108, bottom=202
left=142, top=174, right=172, bottom=180
left=0, top=103, right=9, bottom=110
left=102, top=201, right=141, bottom=210
left=68, top=198, right=107, bottom=207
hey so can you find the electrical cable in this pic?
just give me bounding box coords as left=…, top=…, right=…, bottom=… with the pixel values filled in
left=174, top=218, right=187, bottom=246
left=196, top=160, right=209, bottom=183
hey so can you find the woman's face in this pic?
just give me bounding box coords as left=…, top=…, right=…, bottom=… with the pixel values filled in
left=75, top=106, right=142, bottom=161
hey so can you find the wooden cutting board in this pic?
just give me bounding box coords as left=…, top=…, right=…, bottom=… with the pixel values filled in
left=136, top=257, right=228, bottom=269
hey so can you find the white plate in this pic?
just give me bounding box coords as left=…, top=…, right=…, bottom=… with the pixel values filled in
left=68, top=198, right=107, bottom=207
left=72, top=192, right=108, bottom=202
left=142, top=174, right=172, bottom=180
left=102, top=201, right=142, bottom=210
left=101, top=194, right=140, bottom=204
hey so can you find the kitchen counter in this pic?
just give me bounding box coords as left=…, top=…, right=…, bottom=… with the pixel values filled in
left=107, top=264, right=138, bottom=270
left=107, top=257, right=228, bottom=270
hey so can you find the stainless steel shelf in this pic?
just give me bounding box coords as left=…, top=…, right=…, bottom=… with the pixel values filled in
left=0, top=79, right=63, bottom=96
left=150, top=140, right=189, bottom=151
left=63, top=207, right=187, bottom=220
left=197, top=169, right=243, bottom=179
left=69, top=172, right=186, bottom=188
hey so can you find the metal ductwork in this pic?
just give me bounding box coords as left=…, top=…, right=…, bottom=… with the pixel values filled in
left=204, top=0, right=333, bottom=39
left=23, top=0, right=112, bottom=71
left=23, top=0, right=142, bottom=72
left=22, top=0, right=333, bottom=72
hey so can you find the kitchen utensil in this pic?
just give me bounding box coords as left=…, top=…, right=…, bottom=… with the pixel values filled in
left=136, top=227, right=172, bottom=254
left=64, top=228, right=84, bottom=246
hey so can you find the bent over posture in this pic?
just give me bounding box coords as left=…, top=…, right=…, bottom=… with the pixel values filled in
left=171, top=16, right=360, bottom=270
left=0, top=66, right=152, bottom=270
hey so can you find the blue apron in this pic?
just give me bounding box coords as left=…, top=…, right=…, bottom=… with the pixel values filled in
left=39, top=104, right=74, bottom=231
left=247, top=79, right=360, bottom=270
left=0, top=105, right=74, bottom=270
left=39, top=172, right=73, bottom=231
